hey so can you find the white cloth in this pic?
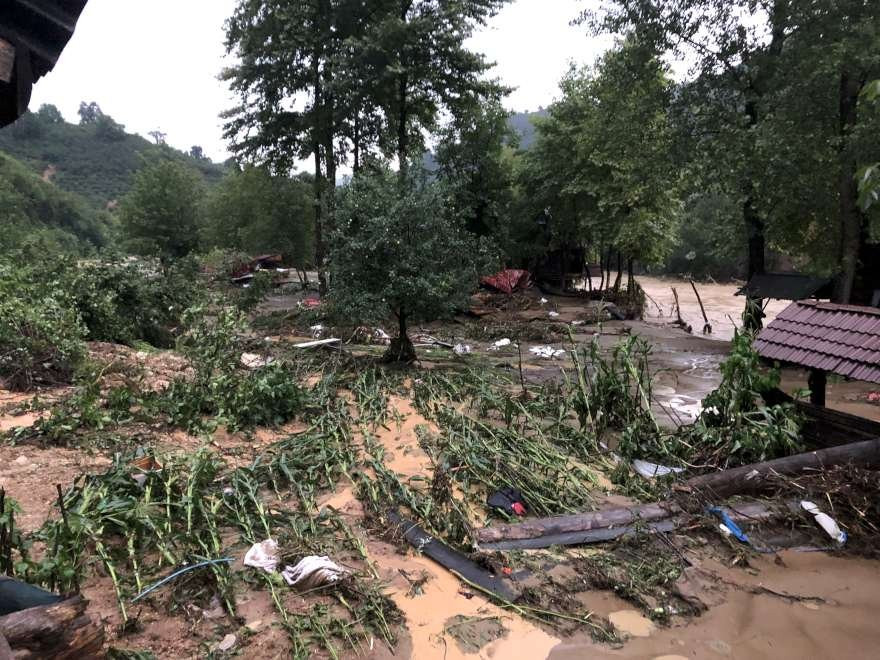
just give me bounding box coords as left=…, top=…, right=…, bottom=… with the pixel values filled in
left=282, top=555, right=349, bottom=589
left=243, top=539, right=280, bottom=573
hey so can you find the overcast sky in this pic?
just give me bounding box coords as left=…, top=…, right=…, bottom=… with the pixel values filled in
left=30, top=0, right=611, bottom=164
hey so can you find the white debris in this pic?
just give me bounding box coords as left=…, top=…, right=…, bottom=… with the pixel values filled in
left=373, top=328, right=391, bottom=344
left=216, top=634, right=237, bottom=652
left=453, top=343, right=472, bottom=355
left=310, top=324, right=325, bottom=338
left=488, top=338, right=512, bottom=351
left=571, top=320, right=585, bottom=326
left=548, top=311, right=560, bottom=318
left=293, top=338, right=342, bottom=349
left=632, top=459, right=685, bottom=479
left=244, top=539, right=280, bottom=573
left=282, top=556, right=349, bottom=590
left=540, top=298, right=549, bottom=305
left=801, top=501, right=848, bottom=545
left=240, top=353, right=274, bottom=369
left=530, top=346, right=566, bottom=360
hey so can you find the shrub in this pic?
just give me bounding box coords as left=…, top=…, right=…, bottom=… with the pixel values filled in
left=0, top=264, right=85, bottom=390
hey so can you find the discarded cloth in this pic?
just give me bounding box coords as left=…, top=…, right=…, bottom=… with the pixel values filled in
left=530, top=346, right=566, bottom=360
left=488, top=338, right=512, bottom=351
left=282, top=556, right=349, bottom=590
left=632, top=459, right=685, bottom=479
left=487, top=488, right=527, bottom=517
left=244, top=539, right=280, bottom=573
left=240, top=353, right=274, bottom=369
left=454, top=344, right=472, bottom=355
left=801, top=501, right=847, bottom=545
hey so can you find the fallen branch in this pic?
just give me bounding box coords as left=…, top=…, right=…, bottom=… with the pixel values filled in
left=474, top=501, right=679, bottom=545
left=685, top=438, right=880, bottom=498
left=476, top=500, right=780, bottom=551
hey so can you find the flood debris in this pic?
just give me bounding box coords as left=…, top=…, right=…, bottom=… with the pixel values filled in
left=529, top=345, right=565, bottom=359
left=243, top=539, right=280, bottom=573
left=282, top=556, right=349, bottom=589
left=801, top=501, right=847, bottom=545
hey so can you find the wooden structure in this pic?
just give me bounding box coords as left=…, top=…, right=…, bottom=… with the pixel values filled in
left=0, top=595, right=104, bottom=659
left=0, top=1, right=89, bottom=127
left=755, top=300, right=880, bottom=406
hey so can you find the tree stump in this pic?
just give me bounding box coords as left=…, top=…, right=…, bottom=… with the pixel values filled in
left=0, top=595, right=104, bottom=659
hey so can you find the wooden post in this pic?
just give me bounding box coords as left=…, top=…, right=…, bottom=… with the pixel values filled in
left=808, top=369, right=827, bottom=407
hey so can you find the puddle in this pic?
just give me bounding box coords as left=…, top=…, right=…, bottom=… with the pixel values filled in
left=608, top=610, right=657, bottom=638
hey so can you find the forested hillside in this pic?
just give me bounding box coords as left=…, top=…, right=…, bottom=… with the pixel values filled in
left=0, top=150, right=113, bottom=253
left=0, top=103, right=226, bottom=209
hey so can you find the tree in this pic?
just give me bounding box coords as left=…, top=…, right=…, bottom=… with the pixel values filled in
left=435, top=99, right=517, bottom=238
left=148, top=130, right=167, bottom=145
left=223, top=0, right=364, bottom=295
left=202, top=166, right=315, bottom=269
left=119, top=160, right=203, bottom=261
left=77, top=102, right=102, bottom=125
left=189, top=146, right=207, bottom=161
left=582, top=0, right=791, bottom=327
left=330, top=170, right=493, bottom=361
left=36, top=104, right=64, bottom=124
left=94, top=114, right=126, bottom=142
left=355, top=0, right=510, bottom=179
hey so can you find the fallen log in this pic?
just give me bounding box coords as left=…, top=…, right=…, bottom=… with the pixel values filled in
left=477, top=500, right=782, bottom=551
left=388, top=511, right=519, bottom=602
left=474, top=501, right=680, bottom=545
left=686, top=438, right=880, bottom=498
left=0, top=595, right=103, bottom=659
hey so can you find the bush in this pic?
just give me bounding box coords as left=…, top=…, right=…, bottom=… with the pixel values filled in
left=158, top=305, right=304, bottom=431
left=0, top=263, right=85, bottom=390
left=65, top=257, right=202, bottom=347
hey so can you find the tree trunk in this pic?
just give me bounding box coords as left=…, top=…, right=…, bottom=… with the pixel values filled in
left=833, top=70, right=864, bottom=304
left=0, top=595, right=104, bottom=659
left=626, top=257, right=635, bottom=297
left=311, top=29, right=328, bottom=297
left=686, top=438, right=880, bottom=498
left=612, top=251, right=623, bottom=294
left=385, top=308, right=416, bottom=363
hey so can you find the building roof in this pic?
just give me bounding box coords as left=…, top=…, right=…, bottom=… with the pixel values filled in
left=736, top=272, right=834, bottom=301
left=754, top=300, right=880, bottom=383
left=0, top=1, right=88, bottom=127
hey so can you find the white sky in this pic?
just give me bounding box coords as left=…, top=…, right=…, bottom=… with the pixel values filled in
left=29, top=0, right=610, bottom=164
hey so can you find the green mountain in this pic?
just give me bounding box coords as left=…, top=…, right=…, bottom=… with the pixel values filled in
left=508, top=109, right=548, bottom=150
left=0, top=150, right=113, bottom=253
left=0, top=104, right=226, bottom=209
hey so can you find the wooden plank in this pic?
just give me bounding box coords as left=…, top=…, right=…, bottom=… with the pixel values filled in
left=291, top=338, right=341, bottom=349
left=0, top=595, right=104, bottom=659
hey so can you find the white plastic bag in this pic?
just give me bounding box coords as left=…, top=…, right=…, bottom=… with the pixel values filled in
left=244, top=539, right=280, bottom=573
left=282, top=556, right=349, bottom=589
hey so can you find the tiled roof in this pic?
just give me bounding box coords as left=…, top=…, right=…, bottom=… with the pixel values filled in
left=755, top=301, right=880, bottom=383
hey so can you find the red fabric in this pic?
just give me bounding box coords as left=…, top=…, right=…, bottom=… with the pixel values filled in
left=303, top=298, right=321, bottom=308
left=511, top=502, right=526, bottom=516
left=480, top=269, right=531, bottom=295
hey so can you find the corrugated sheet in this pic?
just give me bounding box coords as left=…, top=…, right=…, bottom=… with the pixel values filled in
left=755, top=301, right=880, bottom=384
left=737, top=273, right=834, bottom=301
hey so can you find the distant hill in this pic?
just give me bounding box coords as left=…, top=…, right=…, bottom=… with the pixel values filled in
left=508, top=109, right=548, bottom=150
left=0, top=150, right=113, bottom=253
left=0, top=104, right=226, bottom=209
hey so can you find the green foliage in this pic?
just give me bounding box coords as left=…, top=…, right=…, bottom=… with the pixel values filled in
left=664, top=191, right=744, bottom=279
left=201, top=166, right=314, bottom=267
left=160, top=305, right=305, bottom=432
left=64, top=258, right=202, bottom=347
left=330, top=171, right=495, bottom=344
left=119, top=159, right=204, bottom=260
left=0, top=107, right=225, bottom=209
left=0, top=261, right=85, bottom=391
left=0, top=151, right=111, bottom=253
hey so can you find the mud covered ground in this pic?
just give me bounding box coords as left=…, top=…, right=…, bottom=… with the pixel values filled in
left=2, top=276, right=879, bottom=659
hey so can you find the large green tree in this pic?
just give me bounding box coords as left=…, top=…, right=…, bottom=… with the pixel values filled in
left=201, top=166, right=315, bottom=269
left=330, top=170, right=492, bottom=361
left=119, top=160, right=203, bottom=260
